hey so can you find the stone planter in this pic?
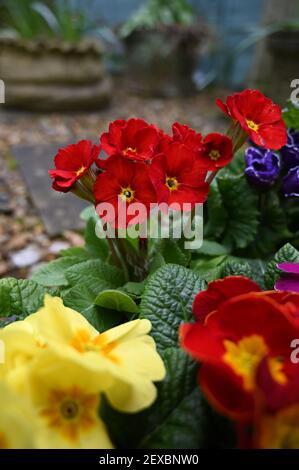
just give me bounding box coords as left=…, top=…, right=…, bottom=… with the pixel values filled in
left=264, top=30, right=299, bottom=103
left=0, top=38, right=112, bottom=111
left=123, top=24, right=206, bottom=98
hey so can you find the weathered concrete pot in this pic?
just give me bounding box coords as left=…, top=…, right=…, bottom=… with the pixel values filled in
left=0, top=38, right=112, bottom=111
left=263, top=30, right=299, bottom=104
left=123, top=24, right=207, bottom=98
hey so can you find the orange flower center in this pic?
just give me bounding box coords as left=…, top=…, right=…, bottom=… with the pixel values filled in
left=209, top=149, right=221, bottom=161
left=40, top=387, right=98, bottom=442
left=70, top=329, right=120, bottom=364
left=0, top=432, right=9, bottom=449
left=76, top=166, right=86, bottom=176
left=120, top=186, right=135, bottom=203
left=165, top=176, right=179, bottom=192
left=123, top=147, right=137, bottom=156
left=246, top=119, right=259, bottom=132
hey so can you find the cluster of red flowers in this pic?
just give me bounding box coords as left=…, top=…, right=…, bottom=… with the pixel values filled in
left=180, top=276, right=299, bottom=448
left=49, top=89, right=287, bottom=228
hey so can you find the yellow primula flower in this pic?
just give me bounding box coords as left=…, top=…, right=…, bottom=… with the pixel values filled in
left=0, top=382, right=38, bottom=449
left=1, top=295, right=166, bottom=413
left=26, top=351, right=113, bottom=449
left=0, top=322, right=39, bottom=391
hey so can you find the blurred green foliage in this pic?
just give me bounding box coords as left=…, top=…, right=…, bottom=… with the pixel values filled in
left=0, top=0, right=90, bottom=42
left=120, top=0, right=195, bottom=38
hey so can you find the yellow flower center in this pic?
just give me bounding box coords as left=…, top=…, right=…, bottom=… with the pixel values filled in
left=246, top=119, right=259, bottom=132
left=0, top=432, right=9, bottom=449
left=209, top=149, right=221, bottom=161
left=40, top=387, right=98, bottom=442
left=268, top=357, right=287, bottom=385
left=223, top=336, right=286, bottom=391
left=165, top=176, right=179, bottom=191
left=70, top=329, right=120, bottom=364
left=223, top=335, right=268, bottom=390
left=76, top=166, right=86, bottom=177
left=120, top=186, right=135, bottom=203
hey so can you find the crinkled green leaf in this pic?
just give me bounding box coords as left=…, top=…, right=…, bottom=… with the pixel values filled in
left=206, top=175, right=259, bottom=250
left=31, top=256, right=84, bottom=287
left=65, top=259, right=124, bottom=288
left=221, top=259, right=253, bottom=279
left=246, top=192, right=289, bottom=258
left=140, top=264, right=204, bottom=351
left=0, top=278, right=48, bottom=317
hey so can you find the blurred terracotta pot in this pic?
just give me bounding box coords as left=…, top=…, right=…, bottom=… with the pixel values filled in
left=0, top=37, right=112, bottom=111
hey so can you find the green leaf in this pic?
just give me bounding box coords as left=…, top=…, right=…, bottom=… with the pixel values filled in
left=265, top=243, right=299, bottom=289
left=140, top=264, right=204, bottom=351
left=246, top=192, right=289, bottom=258
left=191, top=255, right=227, bottom=282
left=62, top=284, right=124, bottom=332
left=60, top=246, right=91, bottom=260
left=205, top=175, right=259, bottom=250
left=121, top=282, right=145, bottom=298
left=65, top=259, right=125, bottom=289
left=199, top=240, right=231, bottom=256
left=95, top=290, right=139, bottom=314
left=149, top=252, right=166, bottom=274
left=31, top=257, right=84, bottom=287
left=80, top=205, right=98, bottom=222
left=204, top=182, right=227, bottom=239
left=221, top=149, right=245, bottom=176
left=84, top=217, right=109, bottom=260
left=217, top=174, right=259, bottom=249
left=0, top=278, right=48, bottom=317
left=139, top=349, right=205, bottom=449
left=158, top=238, right=191, bottom=266
left=221, top=259, right=253, bottom=279
left=283, top=100, right=299, bottom=130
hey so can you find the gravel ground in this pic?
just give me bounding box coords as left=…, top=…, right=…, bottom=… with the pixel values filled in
left=0, top=81, right=229, bottom=279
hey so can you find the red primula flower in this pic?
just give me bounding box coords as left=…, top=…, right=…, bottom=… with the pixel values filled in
left=199, top=133, right=233, bottom=170
left=94, top=156, right=156, bottom=228
left=180, top=276, right=299, bottom=421
left=216, top=89, right=287, bottom=150
left=150, top=142, right=209, bottom=209
left=99, top=118, right=159, bottom=162
left=172, top=122, right=203, bottom=151
left=49, top=140, right=100, bottom=193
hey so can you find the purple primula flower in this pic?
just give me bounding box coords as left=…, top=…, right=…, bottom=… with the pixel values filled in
left=280, top=129, right=299, bottom=169
left=245, top=147, right=280, bottom=189
left=275, top=262, right=299, bottom=293
left=282, top=165, right=299, bottom=197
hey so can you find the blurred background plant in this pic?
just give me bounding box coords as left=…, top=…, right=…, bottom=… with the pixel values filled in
left=119, top=0, right=195, bottom=38
left=0, top=0, right=91, bottom=42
